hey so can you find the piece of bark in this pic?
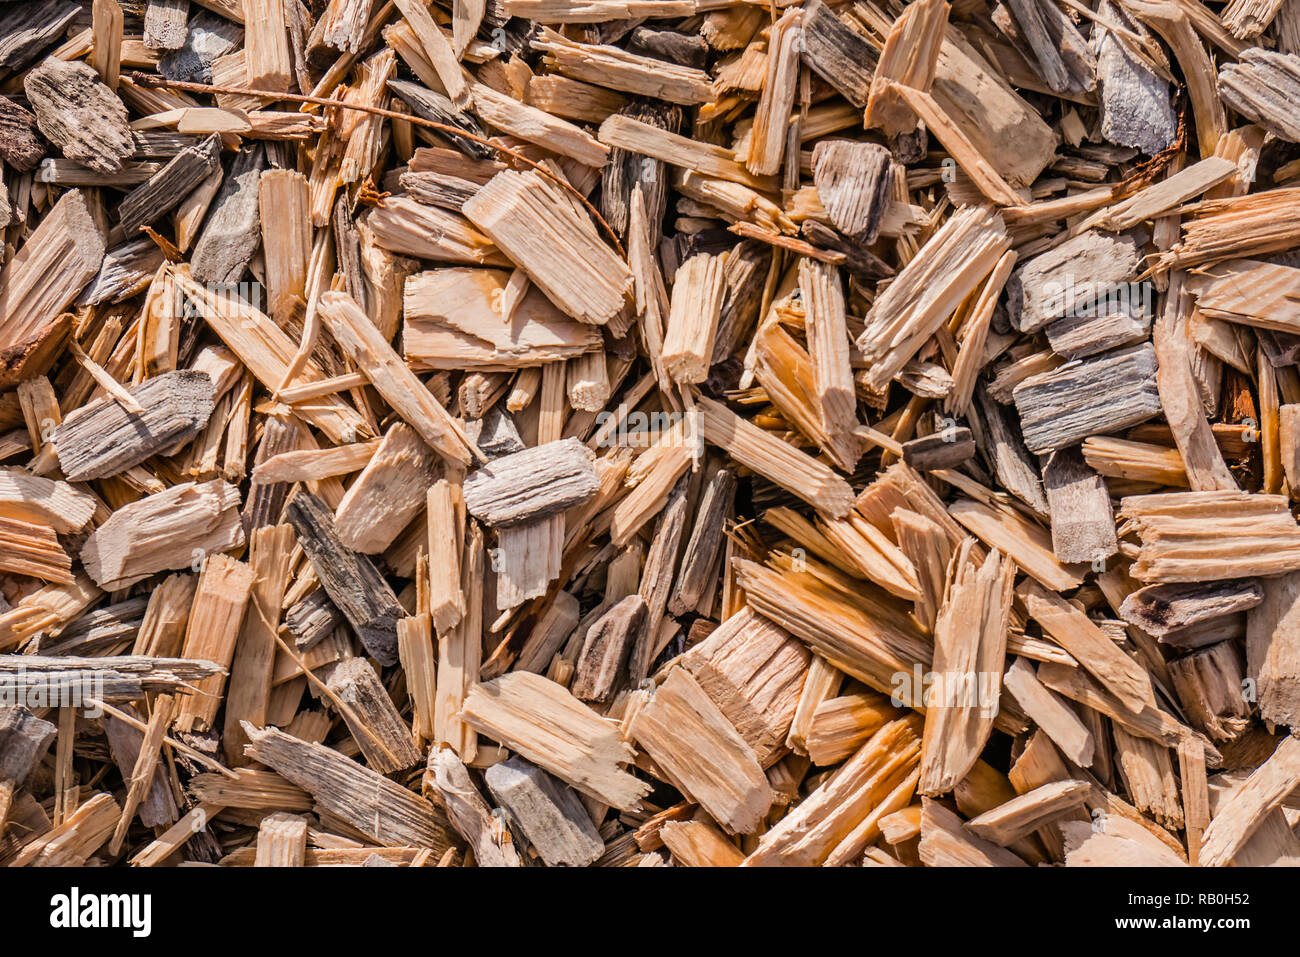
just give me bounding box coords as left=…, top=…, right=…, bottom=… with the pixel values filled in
left=572, top=594, right=646, bottom=703
left=485, top=755, right=605, bottom=866
left=0, top=95, right=45, bottom=171
left=327, top=657, right=422, bottom=773
left=1043, top=446, right=1117, bottom=565
left=1005, top=232, right=1141, bottom=334
left=1247, top=571, right=1300, bottom=729
left=668, top=467, right=734, bottom=616
left=80, top=479, right=244, bottom=591
left=0, top=2, right=80, bottom=71
left=461, top=671, right=651, bottom=810
left=463, top=437, right=599, bottom=527
left=904, top=429, right=977, bottom=473
left=24, top=57, right=133, bottom=175
left=976, top=386, right=1048, bottom=516
left=1094, top=2, right=1177, bottom=154
left=799, top=0, right=878, bottom=108
left=1218, top=50, right=1300, bottom=143
left=1000, top=0, right=1096, bottom=95
left=51, top=370, right=214, bottom=482
left=285, top=589, right=342, bottom=652
left=427, top=747, right=522, bottom=867
left=1121, top=580, right=1263, bottom=637
left=285, top=489, right=405, bottom=666
left=243, top=722, right=451, bottom=851
left=1013, top=343, right=1162, bottom=453
left=1043, top=298, right=1152, bottom=360
left=190, top=145, right=266, bottom=283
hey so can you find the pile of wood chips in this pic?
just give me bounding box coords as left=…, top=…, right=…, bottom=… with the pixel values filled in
left=3, top=0, right=1300, bottom=869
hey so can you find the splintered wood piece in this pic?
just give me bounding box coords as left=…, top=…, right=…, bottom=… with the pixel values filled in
left=965, top=779, right=1091, bottom=846
left=317, top=290, right=476, bottom=466
left=460, top=671, right=652, bottom=810
left=403, top=268, right=602, bottom=371
left=1003, top=657, right=1094, bottom=766
left=1043, top=446, right=1117, bottom=565
left=680, top=609, right=809, bottom=767
left=327, top=657, right=423, bottom=773
left=51, top=370, right=214, bottom=482
left=463, top=169, right=633, bottom=326
left=1018, top=577, right=1154, bottom=712
left=662, top=252, right=726, bottom=383
left=0, top=189, right=107, bottom=361
left=1168, top=641, right=1251, bottom=743
left=696, top=395, right=854, bottom=518
left=24, top=57, right=133, bottom=175
left=485, top=755, right=604, bottom=867
left=746, top=7, right=800, bottom=177
left=463, top=437, right=598, bottom=527
left=333, top=422, right=439, bottom=555
left=173, top=553, right=255, bottom=734
left=286, top=489, right=405, bottom=666
left=243, top=722, right=452, bottom=851
left=918, top=797, right=1027, bottom=866
left=801, top=258, right=859, bottom=458
left=436, top=521, right=483, bottom=761
left=428, top=747, right=522, bottom=867
left=254, top=812, right=308, bottom=867
left=1118, top=490, right=1300, bottom=581
left=80, top=479, right=244, bottom=591
left=495, top=516, right=565, bottom=610
left=532, top=27, right=714, bottom=105
left=222, top=523, right=294, bottom=764
left=747, top=714, right=923, bottom=866
left=631, top=667, right=773, bottom=834
left=918, top=542, right=1014, bottom=795
left=426, top=478, right=466, bottom=635
left=864, top=0, right=948, bottom=136
left=856, top=205, right=1010, bottom=391
left=1200, top=734, right=1300, bottom=866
